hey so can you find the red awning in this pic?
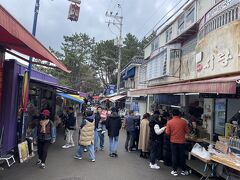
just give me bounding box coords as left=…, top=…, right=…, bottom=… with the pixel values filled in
left=0, top=5, right=70, bottom=73
left=129, top=75, right=240, bottom=96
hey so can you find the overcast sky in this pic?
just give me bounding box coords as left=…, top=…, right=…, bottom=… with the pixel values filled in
left=1, top=0, right=187, bottom=51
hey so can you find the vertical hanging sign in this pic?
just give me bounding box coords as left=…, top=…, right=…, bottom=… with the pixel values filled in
left=68, top=0, right=81, bottom=22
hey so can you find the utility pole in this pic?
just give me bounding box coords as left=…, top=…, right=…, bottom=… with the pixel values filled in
left=28, top=0, right=40, bottom=77
left=105, top=8, right=123, bottom=95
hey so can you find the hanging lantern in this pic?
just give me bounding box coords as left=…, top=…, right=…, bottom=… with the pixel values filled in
left=68, top=1, right=81, bottom=21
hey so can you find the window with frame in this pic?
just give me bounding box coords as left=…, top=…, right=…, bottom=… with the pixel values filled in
left=185, top=6, right=195, bottom=27
left=178, top=15, right=184, bottom=34
left=147, top=50, right=167, bottom=80
left=151, top=37, right=159, bottom=52
left=166, top=27, right=172, bottom=43
left=140, top=65, right=147, bottom=83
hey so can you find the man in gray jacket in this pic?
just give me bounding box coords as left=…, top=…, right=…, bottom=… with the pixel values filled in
left=125, top=110, right=135, bottom=152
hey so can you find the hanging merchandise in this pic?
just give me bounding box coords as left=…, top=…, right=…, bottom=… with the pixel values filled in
left=68, top=0, right=81, bottom=21
left=19, top=71, right=29, bottom=113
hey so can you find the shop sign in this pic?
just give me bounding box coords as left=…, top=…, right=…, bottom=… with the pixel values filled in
left=68, top=3, right=80, bottom=21
left=103, top=84, right=116, bottom=96
left=196, top=49, right=233, bottom=73
left=205, top=0, right=239, bottom=23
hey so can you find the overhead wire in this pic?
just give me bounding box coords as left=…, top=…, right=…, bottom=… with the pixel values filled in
left=141, top=0, right=190, bottom=39
left=105, top=0, right=123, bottom=37
left=106, top=0, right=114, bottom=12
left=136, top=0, right=174, bottom=37
left=108, top=25, right=118, bottom=37
left=155, top=0, right=191, bottom=33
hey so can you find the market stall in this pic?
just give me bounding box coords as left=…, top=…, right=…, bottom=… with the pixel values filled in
left=188, top=130, right=240, bottom=180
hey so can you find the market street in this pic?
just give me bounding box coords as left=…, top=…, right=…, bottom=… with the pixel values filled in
left=1, top=130, right=200, bottom=180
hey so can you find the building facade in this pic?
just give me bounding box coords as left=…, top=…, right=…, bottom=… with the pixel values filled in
left=130, top=0, right=240, bottom=140
left=121, top=56, right=147, bottom=117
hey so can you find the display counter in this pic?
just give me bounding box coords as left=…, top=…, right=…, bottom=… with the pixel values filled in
left=211, top=155, right=240, bottom=172
left=187, top=152, right=213, bottom=180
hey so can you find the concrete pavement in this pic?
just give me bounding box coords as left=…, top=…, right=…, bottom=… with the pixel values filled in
left=0, top=130, right=201, bottom=180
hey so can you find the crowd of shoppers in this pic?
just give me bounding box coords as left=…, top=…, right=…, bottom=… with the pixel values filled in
left=124, top=108, right=190, bottom=176
left=33, top=103, right=191, bottom=178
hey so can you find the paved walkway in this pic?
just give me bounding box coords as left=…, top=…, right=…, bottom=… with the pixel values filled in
left=1, top=130, right=200, bottom=180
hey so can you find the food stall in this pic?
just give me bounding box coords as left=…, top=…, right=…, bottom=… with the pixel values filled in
left=187, top=112, right=240, bottom=180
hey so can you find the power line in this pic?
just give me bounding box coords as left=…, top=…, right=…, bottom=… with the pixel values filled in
left=106, top=0, right=114, bottom=12
left=142, top=0, right=183, bottom=38
left=136, top=0, right=175, bottom=37
left=105, top=0, right=124, bottom=37
left=108, top=25, right=118, bottom=37
left=142, top=0, right=190, bottom=39
left=105, top=1, right=123, bottom=94
left=155, top=0, right=191, bottom=33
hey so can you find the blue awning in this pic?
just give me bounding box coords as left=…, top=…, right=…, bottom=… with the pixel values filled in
left=57, top=93, right=84, bottom=104
left=122, top=67, right=136, bottom=80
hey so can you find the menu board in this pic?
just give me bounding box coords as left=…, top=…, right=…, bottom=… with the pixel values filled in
left=214, top=99, right=226, bottom=135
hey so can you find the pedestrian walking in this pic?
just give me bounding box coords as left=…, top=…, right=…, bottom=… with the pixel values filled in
left=166, top=109, right=190, bottom=176
left=94, top=106, right=102, bottom=151
left=34, top=109, right=56, bottom=169
left=138, top=113, right=151, bottom=158
left=62, top=107, right=76, bottom=149
left=106, top=107, right=122, bottom=157
left=98, top=107, right=108, bottom=134
left=124, top=110, right=135, bottom=152
left=133, top=114, right=141, bottom=150
left=74, top=109, right=95, bottom=162
left=97, top=107, right=108, bottom=150
left=149, top=114, right=166, bottom=169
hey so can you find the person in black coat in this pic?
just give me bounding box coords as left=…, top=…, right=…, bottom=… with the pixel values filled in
left=106, top=107, right=122, bottom=158
left=161, top=111, right=172, bottom=166
left=62, top=107, right=76, bottom=149
left=149, top=114, right=166, bottom=169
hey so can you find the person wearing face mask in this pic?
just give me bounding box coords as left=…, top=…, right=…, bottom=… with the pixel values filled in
left=34, top=109, right=56, bottom=169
